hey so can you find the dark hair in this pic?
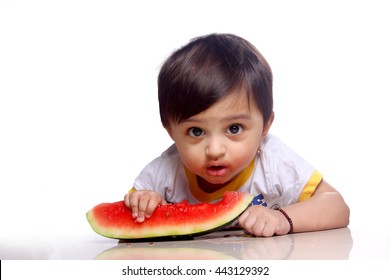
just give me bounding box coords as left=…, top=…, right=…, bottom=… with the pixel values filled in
left=158, top=33, right=273, bottom=127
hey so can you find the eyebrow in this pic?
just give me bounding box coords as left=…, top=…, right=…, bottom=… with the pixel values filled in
left=223, top=114, right=252, bottom=122
left=180, top=114, right=252, bottom=124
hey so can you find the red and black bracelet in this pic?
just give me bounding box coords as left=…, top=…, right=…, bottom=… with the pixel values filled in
left=276, top=207, right=294, bottom=234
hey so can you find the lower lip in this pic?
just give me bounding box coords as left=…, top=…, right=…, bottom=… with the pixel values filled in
left=206, top=166, right=228, bottom=177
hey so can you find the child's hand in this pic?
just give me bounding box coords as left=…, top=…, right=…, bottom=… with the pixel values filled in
left=238, top=205, right=291, bottom=237
left=124, top=190, right=165, bottom=223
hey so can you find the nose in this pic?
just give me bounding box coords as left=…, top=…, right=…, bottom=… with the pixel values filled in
left=205, top=136, right=226, bottom=160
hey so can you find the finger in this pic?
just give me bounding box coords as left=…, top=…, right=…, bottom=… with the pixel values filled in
left=128, top=192, right=143, bottom=219
left=261, top=224, right=276, bottom=237
left=258, top=209, right=281, bottom=237
left=136, top=195, right=150, bottom=223
left=252, top=220, right=267, bottom=237
left=125, top=195, right=140, bottom=219
left=124, top=193, right=131, bottom=208
left=238, top=208, right=249, bottom=225
left=239, top=210, right=257, bottom=233
left=145, top=197, right=160, bottom=218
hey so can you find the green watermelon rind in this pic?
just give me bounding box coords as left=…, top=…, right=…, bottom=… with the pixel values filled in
left=86, top=191, right=254, bottom=240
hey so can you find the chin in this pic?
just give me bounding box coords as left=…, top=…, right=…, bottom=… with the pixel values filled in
left=204, top=176, right=232, bottom=186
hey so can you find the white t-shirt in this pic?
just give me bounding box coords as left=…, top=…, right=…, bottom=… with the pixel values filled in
left=132, top=134, right=322, bottom=209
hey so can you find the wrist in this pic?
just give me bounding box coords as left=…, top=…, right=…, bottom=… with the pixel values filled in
left=275, top=207, right=294, bottom=234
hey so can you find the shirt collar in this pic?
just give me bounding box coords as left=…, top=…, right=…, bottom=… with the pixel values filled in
left=184, top=158, right=255, bottom=202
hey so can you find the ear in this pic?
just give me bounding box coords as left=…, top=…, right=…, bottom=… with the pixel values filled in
left=261, top=111, right=274, bottom=138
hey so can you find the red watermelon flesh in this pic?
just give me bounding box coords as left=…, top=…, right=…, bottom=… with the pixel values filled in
left=86, top=191, right=253, bottom=240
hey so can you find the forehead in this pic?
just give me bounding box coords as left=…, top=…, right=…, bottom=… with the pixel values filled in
left=212, top=92, right=250, bottom=111
left=182, top=91, right=261, bottom=122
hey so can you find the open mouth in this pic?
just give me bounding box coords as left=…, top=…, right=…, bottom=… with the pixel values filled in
left=209, top=165, right=224, bottom=171
left=206, top=165, right=227, bottom=176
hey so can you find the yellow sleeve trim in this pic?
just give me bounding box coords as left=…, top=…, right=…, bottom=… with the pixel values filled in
left=298, top=170, right=323, bottom=202
left=128, top=187, right=136, bottom=193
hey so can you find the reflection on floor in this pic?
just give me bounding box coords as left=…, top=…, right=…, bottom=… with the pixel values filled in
left=95, top=227, right=353, bottom=260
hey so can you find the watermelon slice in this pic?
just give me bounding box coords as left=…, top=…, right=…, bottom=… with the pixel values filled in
left=86, top=191, right=253, bottom=240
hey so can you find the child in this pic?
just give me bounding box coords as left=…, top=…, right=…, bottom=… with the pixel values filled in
left=124, top=33, right=350, bottom=237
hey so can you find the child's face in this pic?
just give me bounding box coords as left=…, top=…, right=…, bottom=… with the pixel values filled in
left=166, top=90, right=273, bottom=191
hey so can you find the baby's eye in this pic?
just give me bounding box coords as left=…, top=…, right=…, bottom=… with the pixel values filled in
left=227, top=124, right=243, bottom=135
left=188, top=127, right=204, bottom=137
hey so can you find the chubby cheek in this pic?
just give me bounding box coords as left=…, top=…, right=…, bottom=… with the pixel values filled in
left=177, top=146, right=204, bottom=172
left=230, top=147, right=257, bottom=171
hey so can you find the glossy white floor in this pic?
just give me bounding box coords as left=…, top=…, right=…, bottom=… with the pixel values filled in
left=1, top=224, right=389, bottom=260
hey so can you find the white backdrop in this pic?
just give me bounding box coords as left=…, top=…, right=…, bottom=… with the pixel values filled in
left=1, top=0, right=389, bottom=257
